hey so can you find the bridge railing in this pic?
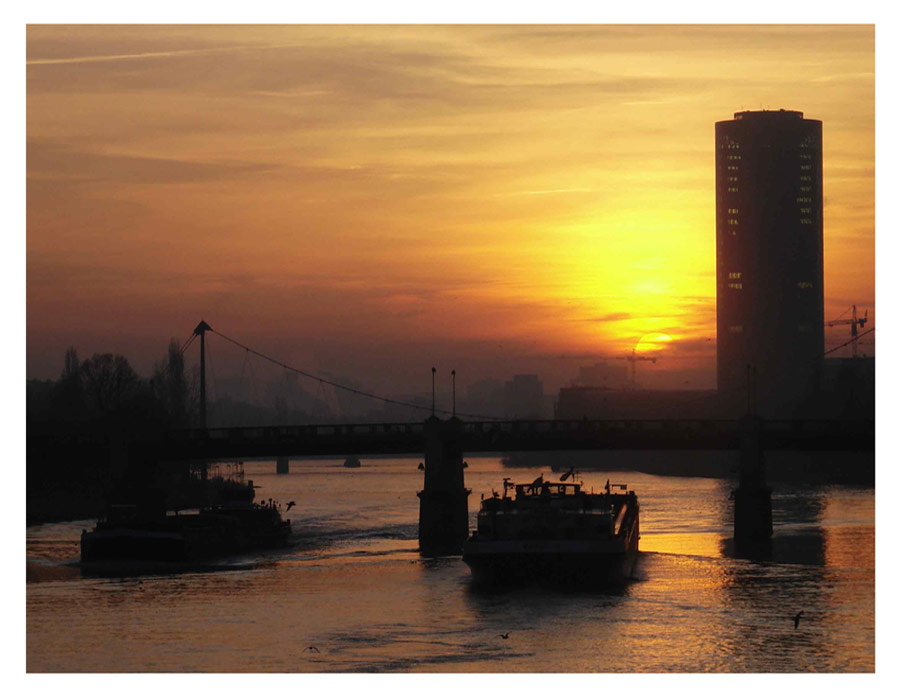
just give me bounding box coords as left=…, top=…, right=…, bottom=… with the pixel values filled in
left=172, top=421, right=427, bottom=443
left=176, top=417, right=875, bottom=444
left=459, top=418, right=738, bottom=435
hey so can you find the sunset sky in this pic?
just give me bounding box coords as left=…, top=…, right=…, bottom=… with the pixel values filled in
left=26, top=25, right=875, bottom=395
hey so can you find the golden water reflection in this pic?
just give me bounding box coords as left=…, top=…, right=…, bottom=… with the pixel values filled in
left=640, top=532, right=724, bottom=559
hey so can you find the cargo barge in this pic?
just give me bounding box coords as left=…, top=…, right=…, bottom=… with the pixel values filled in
left=80, top=477, right=291, bottom=568
left=462, top=475, right=639, bottom=587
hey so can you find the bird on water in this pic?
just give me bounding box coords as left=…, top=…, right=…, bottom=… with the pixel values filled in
left=306, top=646, right=320, bottom=653
left=793, top=611, right=804, bottom=629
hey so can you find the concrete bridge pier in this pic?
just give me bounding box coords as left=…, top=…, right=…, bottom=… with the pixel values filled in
left=418, top=416, right=470, bottom=556
left=733, top=414, right=773, bottom=542
left=276, top=455, right=290, bottom=474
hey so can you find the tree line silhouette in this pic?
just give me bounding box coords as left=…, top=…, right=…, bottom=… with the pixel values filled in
left=29, top=340, right=198, bottom=437
left=27, top=340, right=199, bottom=524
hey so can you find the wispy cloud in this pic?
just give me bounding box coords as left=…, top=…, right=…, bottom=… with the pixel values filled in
left=27, top=140, right=279, bottom=185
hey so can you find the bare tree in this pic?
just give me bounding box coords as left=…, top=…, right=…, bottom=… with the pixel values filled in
left=80, top=353, right=141, bottom=416
left=152, top=339, right=196, bottom=428
left=53, top=346, right=84, bottom=420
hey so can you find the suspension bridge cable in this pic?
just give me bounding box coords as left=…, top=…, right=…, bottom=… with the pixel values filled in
left=181, top=334, right=197, bottom=354
left=182, top=322, right=872, bottom=422
left=202, top=326, right=501, bottom=420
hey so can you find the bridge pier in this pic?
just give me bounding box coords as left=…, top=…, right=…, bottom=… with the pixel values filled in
left=417, top=416, right=470, bottom=556
left=733, top=415, right=773, bottom=542
left=276, top=455, right=290, bottom=474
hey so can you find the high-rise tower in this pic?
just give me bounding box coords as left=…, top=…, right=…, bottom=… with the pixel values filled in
left=715, top=110, right=824, bottom=413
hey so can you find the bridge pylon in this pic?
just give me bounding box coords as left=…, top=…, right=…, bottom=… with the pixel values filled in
left=417, top=416, right=470, bottom=556
left=193, top=320, right=212, bottom=430
left=733, top=414, right=773, bottom=543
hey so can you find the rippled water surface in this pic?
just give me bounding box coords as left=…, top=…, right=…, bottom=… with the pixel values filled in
left=26, top=458, right=874, bottom=672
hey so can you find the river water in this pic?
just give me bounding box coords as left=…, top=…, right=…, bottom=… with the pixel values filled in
left=26, top=457, right=874, bottom=672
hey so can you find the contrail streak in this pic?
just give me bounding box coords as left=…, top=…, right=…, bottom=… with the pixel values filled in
left=27, top=43, right=297, bottom=66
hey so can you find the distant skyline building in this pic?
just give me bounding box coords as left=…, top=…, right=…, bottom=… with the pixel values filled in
left=502, top=374, right=546, bottom=419
left=715, top=110, right=824, bottom=411
left=571, top=362, right=629, bottom=389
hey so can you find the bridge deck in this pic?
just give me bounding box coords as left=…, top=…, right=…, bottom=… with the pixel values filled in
left=148, top=418, right=874, bottom=460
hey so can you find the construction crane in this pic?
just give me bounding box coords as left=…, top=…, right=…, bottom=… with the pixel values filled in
left=618, top=347, right=658, bottom=390
left=826, top=304, right=868, bottom=358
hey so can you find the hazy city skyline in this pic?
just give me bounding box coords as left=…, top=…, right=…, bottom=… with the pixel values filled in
left=27, top=25, right=874, bottom=396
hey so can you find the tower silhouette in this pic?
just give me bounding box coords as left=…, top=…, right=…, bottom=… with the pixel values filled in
left=715, top=110, right=824, bottom=415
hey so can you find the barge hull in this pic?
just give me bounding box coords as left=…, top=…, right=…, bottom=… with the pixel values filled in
left=463, top=542, right=637, bottom=588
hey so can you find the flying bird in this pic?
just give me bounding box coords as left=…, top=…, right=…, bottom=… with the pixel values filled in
left=286, top=501, right=296, bottom=512
left=793, top=611, right=804, bottom=629
left=499, top=633, right=510, bottom=640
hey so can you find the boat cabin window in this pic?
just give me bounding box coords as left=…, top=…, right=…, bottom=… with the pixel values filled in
left=515, top=482, right=582, bottom=497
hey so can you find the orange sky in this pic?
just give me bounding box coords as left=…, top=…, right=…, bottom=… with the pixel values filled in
left=26, top=25, right=874, bottom=393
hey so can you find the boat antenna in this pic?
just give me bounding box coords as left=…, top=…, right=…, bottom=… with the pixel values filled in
left=431, top=366, right=436, bottom=416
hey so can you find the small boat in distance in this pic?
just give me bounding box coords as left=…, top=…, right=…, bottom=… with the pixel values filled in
left=343, top=456, right=362, bottom=468
left=462, top=475, right=639, bottom=588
